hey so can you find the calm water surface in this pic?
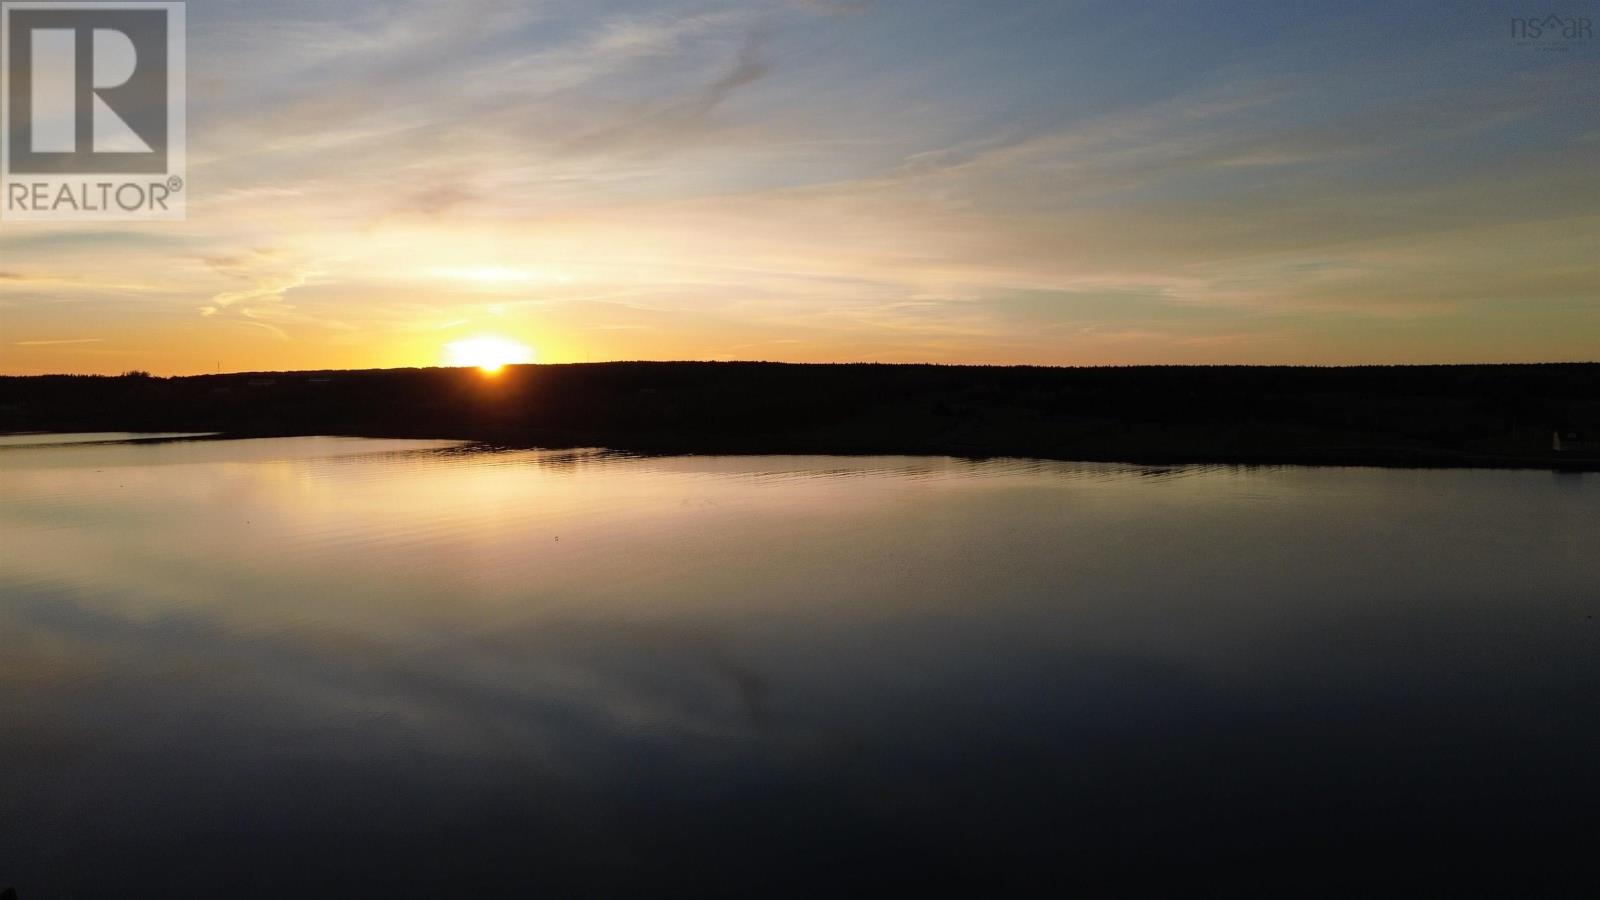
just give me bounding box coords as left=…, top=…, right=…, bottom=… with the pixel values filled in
left=2, top=436, right=1597, bottom=896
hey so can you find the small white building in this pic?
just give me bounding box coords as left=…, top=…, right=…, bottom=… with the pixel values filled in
left=1552, top=429, right=1600, bottom=452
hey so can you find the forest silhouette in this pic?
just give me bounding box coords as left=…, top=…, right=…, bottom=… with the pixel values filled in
left=3, top=362, right=1597, bottom=469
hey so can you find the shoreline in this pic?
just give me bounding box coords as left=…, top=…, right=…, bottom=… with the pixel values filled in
left=8, top=428, right=1600, bottom=472
left=4, top=361, right=1598, bottom=472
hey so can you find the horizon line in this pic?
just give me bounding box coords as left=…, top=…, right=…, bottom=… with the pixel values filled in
left=6, top=359, right=1600, bottom=379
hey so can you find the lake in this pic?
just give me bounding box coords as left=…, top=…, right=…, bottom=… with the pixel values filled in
left=2, top=435, right=1597, bottom=897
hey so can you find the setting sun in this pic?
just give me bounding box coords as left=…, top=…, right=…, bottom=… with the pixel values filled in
left=444, top=336, right=535, bottom=374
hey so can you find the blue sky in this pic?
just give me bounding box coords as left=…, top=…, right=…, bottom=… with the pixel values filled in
left=2, top=0, right=1596, bottom=373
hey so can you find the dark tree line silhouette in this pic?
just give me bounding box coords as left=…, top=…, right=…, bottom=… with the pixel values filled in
left=2, top=362, right=1597, bottom=468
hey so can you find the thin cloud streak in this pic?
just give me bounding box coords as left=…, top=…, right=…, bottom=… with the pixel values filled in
left=1, top=0, right=1596, bottom=374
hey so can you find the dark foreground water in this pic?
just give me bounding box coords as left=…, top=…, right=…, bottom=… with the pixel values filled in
left=2, top=435, right=1597, bottom=897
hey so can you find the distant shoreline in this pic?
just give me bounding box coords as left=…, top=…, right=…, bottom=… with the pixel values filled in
left=4, top=362, right=1598, bottom=472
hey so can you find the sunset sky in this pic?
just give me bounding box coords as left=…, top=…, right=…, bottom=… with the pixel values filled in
left=1, top=0, right=1596, bottom=375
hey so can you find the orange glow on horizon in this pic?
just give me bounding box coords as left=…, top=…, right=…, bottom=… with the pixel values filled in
left=444, top=336, right=536, bottom=375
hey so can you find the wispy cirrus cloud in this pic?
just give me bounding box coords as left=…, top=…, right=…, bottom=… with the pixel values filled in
left=2, top=0, right=1596, bottom=374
